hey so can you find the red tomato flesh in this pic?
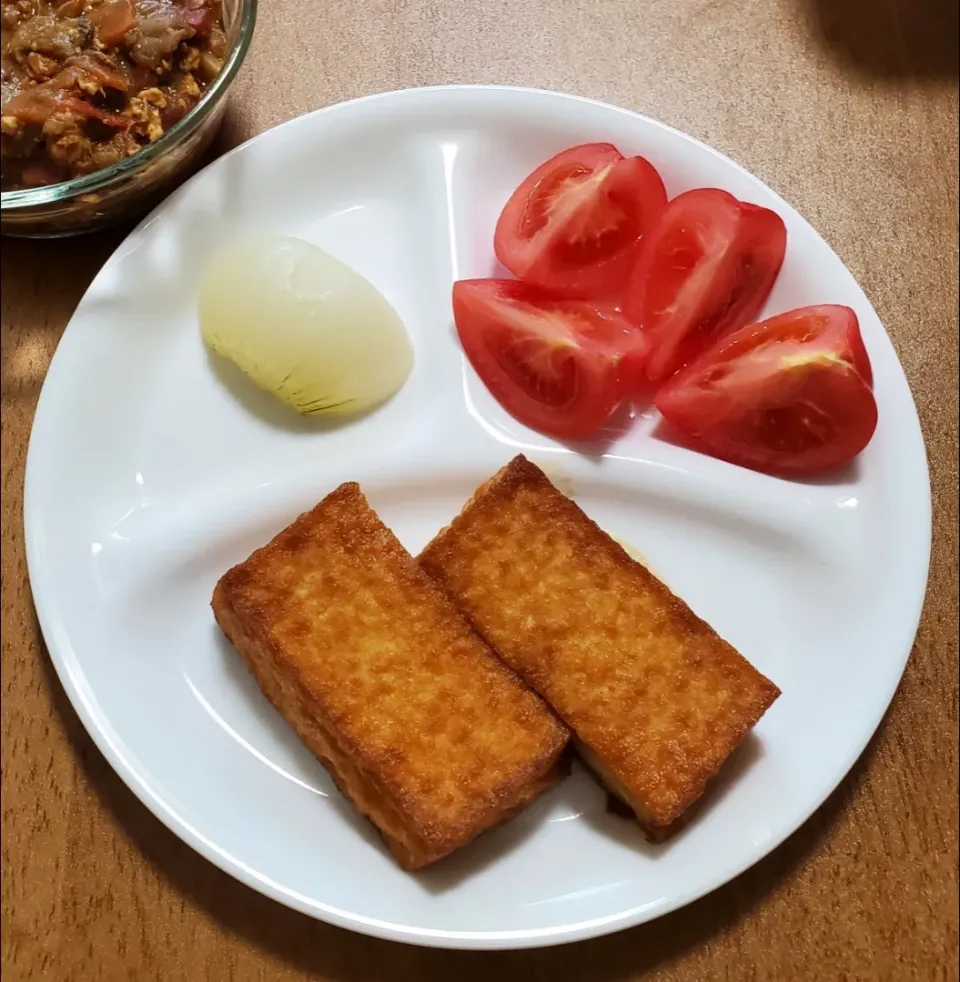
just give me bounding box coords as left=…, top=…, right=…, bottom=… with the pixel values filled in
left=453, top=278, right=648, bottom=440
left=655, top=305, right=877, bottom=475
left=90, top=0, right=137, bottom=45
left=494, top=143, right=667, bottom=302
left=624, top=188, right=787, bottom=382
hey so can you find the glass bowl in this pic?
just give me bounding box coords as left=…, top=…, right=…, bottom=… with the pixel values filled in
left=1, top=0, right=257, bottom=238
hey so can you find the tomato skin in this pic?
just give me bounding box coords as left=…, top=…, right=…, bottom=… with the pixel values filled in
left=453, top=278, right=647, bottom=440
left=494, top=143, right=668, bottom=302
left=655, top=305, right=877, bottom=476
left=729, top=202, right=788, bottom=332
left=624, top=188, right=787, bottom=382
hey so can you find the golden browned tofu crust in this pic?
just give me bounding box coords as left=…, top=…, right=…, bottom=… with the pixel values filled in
left=420, top=456, right=780, bottom=837
left=212, top=482, right=569, bottom=870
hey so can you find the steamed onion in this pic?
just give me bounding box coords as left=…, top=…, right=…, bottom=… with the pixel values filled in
left=199, top=235, right=413, bottom=416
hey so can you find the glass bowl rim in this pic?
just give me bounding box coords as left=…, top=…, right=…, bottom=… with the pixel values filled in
left=0, top=0, right=258, bottom=212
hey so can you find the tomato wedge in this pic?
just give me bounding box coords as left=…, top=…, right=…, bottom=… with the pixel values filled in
left=453, top=278, right=647, bottom=440
left=655, top=305, right=877, bottom=476
left=624, top=188, right=787, bottom=382
left=90, top=0, right=137, bottom=46
left=494, top=143, right=668, bottom=302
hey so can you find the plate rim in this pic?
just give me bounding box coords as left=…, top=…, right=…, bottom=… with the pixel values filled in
left=23, top=83, right=933, bottom=950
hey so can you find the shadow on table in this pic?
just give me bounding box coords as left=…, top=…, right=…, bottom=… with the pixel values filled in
left=37, top=637, right=884, bottom=982
left=0, top=228, right=127, bottom=404
left=803, top=0, right=959, bottom=79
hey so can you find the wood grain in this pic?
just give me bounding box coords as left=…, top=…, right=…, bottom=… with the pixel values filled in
left=2, top=0, right=957, bottom=979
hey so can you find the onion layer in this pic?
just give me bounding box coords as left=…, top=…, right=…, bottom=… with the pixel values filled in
left=199, top=236, right=413, bottom=417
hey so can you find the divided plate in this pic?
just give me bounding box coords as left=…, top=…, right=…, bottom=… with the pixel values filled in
left=25, top=86, right=930, bottom=948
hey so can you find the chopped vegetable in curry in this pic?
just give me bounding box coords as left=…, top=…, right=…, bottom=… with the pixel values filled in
left=1, top=0, right=224, bottom=189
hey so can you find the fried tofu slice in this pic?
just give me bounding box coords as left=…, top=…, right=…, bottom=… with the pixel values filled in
left=419, top=455, right=780, bottom=840
left=212, top=482, right=569, bottom=870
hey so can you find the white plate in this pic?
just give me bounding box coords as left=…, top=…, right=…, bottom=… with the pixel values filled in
left=25, top=86, right=930, bottom=949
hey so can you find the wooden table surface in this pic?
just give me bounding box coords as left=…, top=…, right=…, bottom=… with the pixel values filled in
left=2, top=1, right=958, bottom=979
